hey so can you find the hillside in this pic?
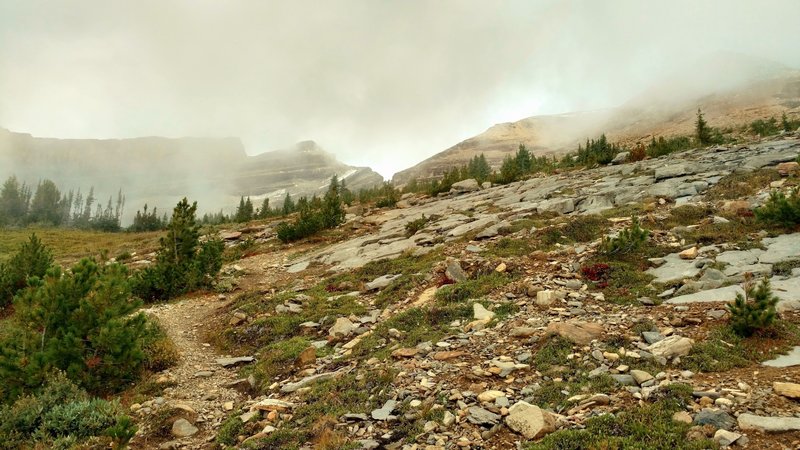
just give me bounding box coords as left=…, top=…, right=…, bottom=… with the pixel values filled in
left=393, top=59, right=800, bottom=185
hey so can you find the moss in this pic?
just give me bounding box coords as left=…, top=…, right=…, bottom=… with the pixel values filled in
left=527, top=395, right=716, bottom=450
left=560, top=215, right=609, bottom=242
left=684, top=321, right=800, bottom=373
left=216, top=415, right=244, bottom=446
left=351, top=304, right=472, bottom=360
left=488, top=237, right=536, bottom=257
left=251, top=337, right=313, bottom=387
left=705, top=168, right=781, bottom=201
left=435, top=273, right=513, bottom=304
left=533, top=336, right=574, bottom=372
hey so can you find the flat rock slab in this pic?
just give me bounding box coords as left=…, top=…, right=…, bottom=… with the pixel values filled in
left=760, top=234, right=800, bottom=264
left=365, top=274, right=402, bottom=291
left=281, top=371, right=338, bottom=393
left=770, top=275, right=800, bottom=312
left=286, top=261, right=310, bottom=273
left=666, top=285, right=745, bottom=304
left=216, top=356, right=255, bottom=367
left=371, top=399, right=397, bottom=421
left=646, top=253, right=702, bottom=284
left=546, top=320, right=603, bottom=345
left=738, top=413, right=800, bottom=432
left=763, top=346, right=800, bottom=367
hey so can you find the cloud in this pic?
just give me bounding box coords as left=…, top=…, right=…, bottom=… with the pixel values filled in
left=1, top=0, right=799, bottom=177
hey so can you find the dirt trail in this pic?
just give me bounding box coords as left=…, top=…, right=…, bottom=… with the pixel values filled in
left=132, top=250, right=301, bottom=448
left=136, top=294, right=242, bottom=448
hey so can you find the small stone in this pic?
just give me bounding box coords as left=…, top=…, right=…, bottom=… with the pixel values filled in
left=694, top=409, right=735, bottom=430
left=505, top=401, right=556, bottom=440
left=673, top=411, right=693, bottom=424
left=679, top=247, right=698, bottom=260
left=773, top=381, right=800, bottom=399
left=477, top=390, right=506, bottom=403
left=630, top=370, right=654, bottom=385
left=171, top=418, right=198, bottom=438
left=371, top=400, right=397, bottom=421
left=473, top=303, right=495, bottom=321
left=714, top=429, right=741, bottom=447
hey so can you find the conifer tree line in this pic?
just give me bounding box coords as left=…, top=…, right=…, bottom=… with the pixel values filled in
left=224, top=176, right=356, bottom=224
left=0, top=175, right=125, bottom=231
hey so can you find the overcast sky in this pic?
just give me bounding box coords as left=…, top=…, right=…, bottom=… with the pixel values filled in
left=1, top=0, right=799, bottom=178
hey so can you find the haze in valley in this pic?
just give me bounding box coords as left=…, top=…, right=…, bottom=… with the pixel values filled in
left=2, top=0, right=799, bottom=179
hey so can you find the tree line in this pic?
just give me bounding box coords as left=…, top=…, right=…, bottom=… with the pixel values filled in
left=0, top=176, right=125, bottom=231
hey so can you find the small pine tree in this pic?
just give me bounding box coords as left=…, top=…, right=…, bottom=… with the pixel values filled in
left=600, top=216, right=649, bottom=255
left=728, top=277, right=779, bottom=337
left=755, top=188, right=800, bottom=228
left=282, top=193, right=295, bottom=216
left=258, top=197, right=270, bottom=219
left=696, top=108, right=712, bottom=145
left=0, top=234, right=53, bottom=308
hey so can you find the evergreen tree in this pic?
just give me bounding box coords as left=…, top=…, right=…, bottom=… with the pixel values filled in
left=129, top=204, right=166, bottom=232
left=321, top=175, right=346, bottom=229
left=27, top=180, right=62, bottom=225
left=132, top=198, right=223, bottom=301
left=282, top=193, right=295, bottom=216
left=0, top=176, right=29, bottom=225
left=515, top=144, right=533, bottom=174
left=0, top=234, right=53, bottom=308
left=696, top=108, right=712, bottom=145
left=258, top=197, right=271, bottom=219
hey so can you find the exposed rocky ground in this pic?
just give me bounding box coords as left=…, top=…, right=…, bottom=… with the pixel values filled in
left=131, top=133, right=800, bottom=449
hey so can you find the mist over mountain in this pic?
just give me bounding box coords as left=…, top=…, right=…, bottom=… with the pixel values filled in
left=0, top=129, right=383, bottom=222
left=393, top=55, right=800, bottom=184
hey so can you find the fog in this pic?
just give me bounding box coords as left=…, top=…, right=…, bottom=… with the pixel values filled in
left=1, top=0, right=799, bottom=178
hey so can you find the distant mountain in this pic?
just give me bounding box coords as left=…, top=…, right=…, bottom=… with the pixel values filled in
left=392, top=54, right=800, bottom=185
left=0, top=129, right=382, bottom=221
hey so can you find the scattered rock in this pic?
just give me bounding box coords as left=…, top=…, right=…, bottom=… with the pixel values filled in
left=473, top=303, right=495, bottom=321
left=171, top=418, right=198, bottom=438
left=647, top=335, right=694, bottom=358
left=216, top=356, right=255, bottom=367
left=738, top=413, right=800, bottom=432
left=505, top=401, right=556, bottom=440
left=773, top=381, right=800, bottom=399
left=546, top=320, right=603, bottom=345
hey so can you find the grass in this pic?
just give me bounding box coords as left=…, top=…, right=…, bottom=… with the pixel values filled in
left=527, top=384, right=715, bottom=450
left=487, top=237, right=536, bottom=257
left=581, top=258, right=657, bottom=305
left=435, top=272, right=514, bottom=304
left=705, top=168, right=781, bottom=201
left=0, top=227, right=163, bottom=265
left=683, top=321, right=800, bottom=373
left=659, top=205, right=714, bottom=229
left=677, top=218, right=766, bottom=247
left=249, top=336, right=314, bottom=387
left=533, top=336, right=574, bottom=372
left=772, top=259, right=800, bottom=276
left=351, top=304, right=473, bottom=360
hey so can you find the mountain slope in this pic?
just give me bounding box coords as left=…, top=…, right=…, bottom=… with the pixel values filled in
left=393, top=56, right=800, bottom=185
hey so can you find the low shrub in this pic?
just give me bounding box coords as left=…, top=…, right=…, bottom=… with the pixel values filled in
left=600, top=217, right=649, bottom=256
left=0, top=372, right=135, bottom=449
left=755, top=188, right=800, bottom=229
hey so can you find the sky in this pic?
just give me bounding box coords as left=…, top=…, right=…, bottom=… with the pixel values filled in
left=1, top=0, right=799, bottom=178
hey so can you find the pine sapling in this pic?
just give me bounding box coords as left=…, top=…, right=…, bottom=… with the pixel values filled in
left=728, top=276, right=779, bottom=337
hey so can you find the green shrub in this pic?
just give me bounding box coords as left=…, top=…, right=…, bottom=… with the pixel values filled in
left=755, top=188, right=800, bottom=228
left=646, top=135, right=693, bottom=158
left=0, top=233, right=53, bottom=308
left=132, top=198, right=224, bottom=301
left=277, top=176, right=347, bottom=243
left=728, top=277, right=779, bottom=337
left=141, top=318, right=179, bottom=373
left=405, top=214, right=432, bottom=237
left=600, top=217, right=649, bottom=255
left=0, top=259, right=148, bottom=400
left=217, top=416, right=244, bottom=446
left=0, top=372, right=135, bottom=449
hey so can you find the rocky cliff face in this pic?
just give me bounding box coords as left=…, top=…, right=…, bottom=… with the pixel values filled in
left=0, top=129, right=382, bottom=217
left=392, top=69, right=800, bottom=185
